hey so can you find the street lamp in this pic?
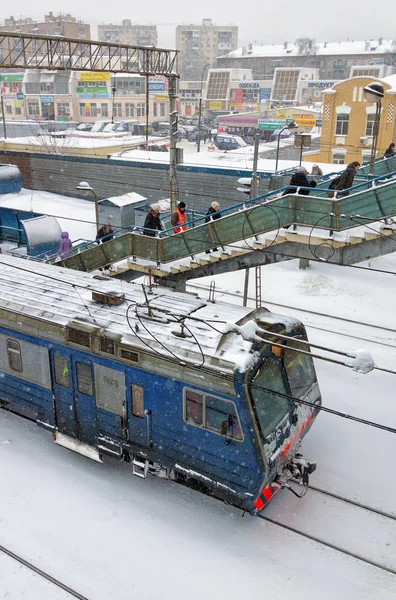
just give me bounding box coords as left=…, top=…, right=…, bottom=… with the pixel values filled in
left=275, top=120, right=299, bottom=173
left=76, top=181, right=99, bottom=232
left=197, top=63, right=210, bottom=153
left=363, top=82, right=385, bottom=175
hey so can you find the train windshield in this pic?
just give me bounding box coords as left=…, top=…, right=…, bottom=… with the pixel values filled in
left=250, top=358, right=290, bottom=439
left=284, top=340, right=317, bottom=397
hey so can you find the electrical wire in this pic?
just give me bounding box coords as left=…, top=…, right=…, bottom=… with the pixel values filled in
left=0, top=255, right=395, bottom=435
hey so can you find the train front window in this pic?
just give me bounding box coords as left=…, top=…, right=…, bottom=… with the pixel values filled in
left=284, top=340, right=317, bottom=397
left=250, top=358, right=289, bottom=439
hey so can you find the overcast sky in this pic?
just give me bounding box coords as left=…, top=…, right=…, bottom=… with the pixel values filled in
left=2, top=1, right=396, bottom=49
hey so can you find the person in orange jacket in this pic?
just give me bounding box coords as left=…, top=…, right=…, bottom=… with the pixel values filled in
left=171, top=201, right=187, bottom=234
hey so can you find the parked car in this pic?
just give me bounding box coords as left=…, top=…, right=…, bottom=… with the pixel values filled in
left=75, top=123, right=93, bottom=132
left=215, top=134, right=247, bottom=151
left=270, top=129, right=294, bottom=142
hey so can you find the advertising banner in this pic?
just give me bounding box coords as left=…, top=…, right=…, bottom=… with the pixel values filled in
left=80, top=72, right=110, bottom=81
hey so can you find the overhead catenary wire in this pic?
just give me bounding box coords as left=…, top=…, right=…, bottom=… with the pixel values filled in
left=0, top=256, right=395, bottom=435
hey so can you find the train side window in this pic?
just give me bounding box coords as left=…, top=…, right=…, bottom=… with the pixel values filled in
left=53, top=354, right=70, bottom=388
left=184, top=389, right=243, bottom=441
left=205, top=395, right=243, bottom=440
left=185, top=390, right=203, bottom=425
left=7, top=339, right=23, bottom=373
left=131, top=384, right=145, bottom=418
left=76, top=362, right=93, bottom=396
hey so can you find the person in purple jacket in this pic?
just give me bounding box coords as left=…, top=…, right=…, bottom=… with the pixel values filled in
left=58, top=231, right=73, bottom=258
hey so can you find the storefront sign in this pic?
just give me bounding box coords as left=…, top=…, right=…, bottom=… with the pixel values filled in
left=292, top=113, right=316, bottom=127
left=0, top=74, right=24, bottom=82
left=16, top=92, right=24, bottom=100
left=77, top=86, right=108, bottom=94
left=80, top=72, right=110, bottom=81
left=40, top=95, right=54, bottom=103
left=208, top=100, right=224, bottom=110
left=258, top=119, right=286, bottom=130
left=308, top=81, right=336, bottom=88
left=238, top=82, right=260, bottom=89
left=259, top=88, right=271, bottom=100
left=149, top=77, right=166, bottom=93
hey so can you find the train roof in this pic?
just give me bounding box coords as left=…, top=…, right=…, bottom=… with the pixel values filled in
left=0, top=256, right=301, bottom=371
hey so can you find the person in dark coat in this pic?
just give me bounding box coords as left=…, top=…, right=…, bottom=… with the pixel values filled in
left=96, top=223, right=114, bottom=243
left=58, top=231, right=72, bottom=258
left=205, top=201, right=222, bottom=253
left=205, top=201, right=222, bottom=223
left=143, top=204, right=162, bottom=236
left=282, top=167, right=317, bottom=196
left=384, top=143, right=395, bottom=158
left=331, top=161, right=360, bottom=197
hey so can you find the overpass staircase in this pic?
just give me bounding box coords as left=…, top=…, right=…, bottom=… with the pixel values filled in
left=53, top=155, right=396, bottom=285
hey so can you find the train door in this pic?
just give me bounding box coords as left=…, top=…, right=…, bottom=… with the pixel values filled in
left=94, top=364, right=126, bottom=439
left=51, top=350, right=76, bottom=439
left=51, top=350, right=97, bottom=445
left=128, top=371, right=151, bottom=448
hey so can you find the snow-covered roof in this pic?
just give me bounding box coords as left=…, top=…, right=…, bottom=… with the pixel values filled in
left=104, top=192, right=147, bottom=207
left=0, top=255, right=298, bottom=371
left=221, top=39, right=396, bottom=59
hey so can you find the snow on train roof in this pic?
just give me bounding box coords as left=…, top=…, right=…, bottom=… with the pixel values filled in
left=0, top=256, right=299, bottom=368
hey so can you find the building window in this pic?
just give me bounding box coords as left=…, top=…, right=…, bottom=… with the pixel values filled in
left=7, top=339, right=23, bottom=373
left=76, top=362, right=93, bottom=396
left=27, top=100, right=40, bottom=116
left=125, top=103, right=135, bottom=117
left=6, top=105, right=12, bottom=115
left=153, top=103, right=158, bottom=117
left=335, top=114, right=349, bottom=135
left=79, top=103, right=87, bottom=117
left=183, top=388, right=243, bottom=441
left=365, top=114, right=376, bottom=136
left=137, top=103, right=145, bottom=117
left=101, top=104, right=109, bottom=117
left=15, top=107, right=21, bottom=115
left=90, top=103, right=97, bottom=117
left=332, top=153, right=346, bottom=164
left=160, top=102, right=166, bottom=117
left=113, top=102, right=122, bottom=117
left=57, top=102, right=70, bottom=117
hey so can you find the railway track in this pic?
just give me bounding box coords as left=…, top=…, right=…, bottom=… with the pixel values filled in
left=0, top=543, right=89, bottom=600
left=258, top=484, right=396, bottom=577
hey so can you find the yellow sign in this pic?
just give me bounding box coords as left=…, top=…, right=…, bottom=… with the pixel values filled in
left=80, top=72, right=110, bottom=81
left=209, top=100, right=223, bottom=110
left=294, top=118, right=316, bottom=127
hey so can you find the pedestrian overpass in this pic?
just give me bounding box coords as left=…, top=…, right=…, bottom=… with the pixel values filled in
left=52, top=155, right=396, bottom=279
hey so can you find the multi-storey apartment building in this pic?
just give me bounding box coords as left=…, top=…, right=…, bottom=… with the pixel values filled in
left=176, top=19, right=238, bottom=81
left=217, top=39, right=396, bottom=81
left=0, top=12, right=90, bottom=39
left=97, top=20, right=157, bottom=46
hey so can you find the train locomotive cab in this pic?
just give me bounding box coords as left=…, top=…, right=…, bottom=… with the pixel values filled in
left=218, top=309, right=321, bottom=514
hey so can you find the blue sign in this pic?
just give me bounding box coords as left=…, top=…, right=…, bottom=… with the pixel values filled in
left=16, top=92, right=24, bottom=100
left=259, top=88, right=271, bottom=100
left=316, top=119, right=322, bottom=127
left=149, top=78, right=165, bottom=93
left=40, top=95, right=54, bottom=103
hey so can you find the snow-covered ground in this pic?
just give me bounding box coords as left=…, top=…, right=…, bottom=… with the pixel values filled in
left=2, top=250, right=396, bottom=598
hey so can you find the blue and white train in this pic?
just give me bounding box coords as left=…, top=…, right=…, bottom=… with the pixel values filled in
left=0, top=255, right=321, bottom=514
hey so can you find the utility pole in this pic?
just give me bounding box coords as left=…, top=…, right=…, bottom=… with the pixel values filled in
left=145, top=75, right=149, bottom=144
left=250, top=134, right=260, bottom=199
left=1, top=95, right=7, bottom=139
left=168, top=75, right=179, bottom=212
left=197, top=63, right=210, bottom=153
